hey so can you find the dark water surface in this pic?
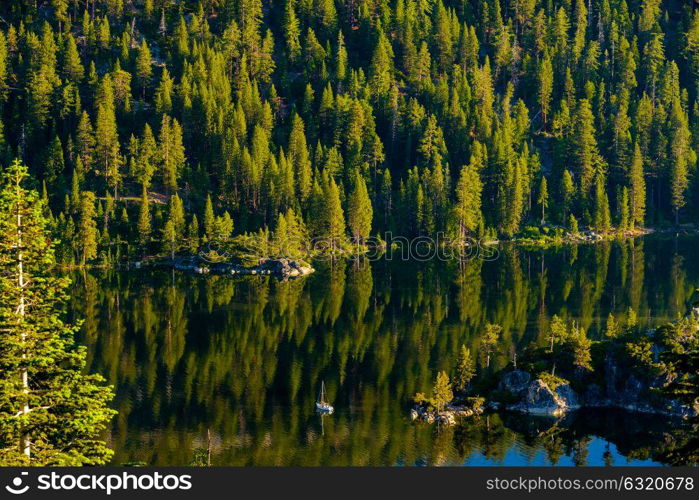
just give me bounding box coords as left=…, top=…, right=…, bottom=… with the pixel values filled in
left=69, top=235, right=699, bottom=466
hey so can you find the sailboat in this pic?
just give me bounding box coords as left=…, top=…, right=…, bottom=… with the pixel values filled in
left=315, top=381, right=334, bottom=413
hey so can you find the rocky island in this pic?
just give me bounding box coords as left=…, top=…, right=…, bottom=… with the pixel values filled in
left=412, top=312, right=698, bottom=425
left=132, top=256, right=316, bottom=281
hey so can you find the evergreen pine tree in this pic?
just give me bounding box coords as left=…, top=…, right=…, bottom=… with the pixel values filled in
left=162, top=219, right=177, bottom=259
left=154, top=68, right=173, bottom=115
left=214, top=212, right=234, bottom=241
left=159, top=116, right=186, bottom=193
left=335, top=31, right=347, bottom=83
left=619, top=187, right=630, bottom=231
left=94, top=77, right=120, bottom=199
left=203, top=195, right=215, bottom=242
left=431, top=371, right=453, bottom=413
left=0, top=31, right=8, bottom=104
left=70, top=170, right=81, bottom=214
left=75, top=111, right=95, bottom=177
left=629, top=143, right=646, bottom=229
left=454, top=345, right=475, bottom=395
left=594, top=174, right=611, bottom=232
left=135, top=39, right=153, bottom=97
left=454, top=161, right=483, bottom=241
left=284, top=0, right=301, bottom=62
left=0, top=160, right=114, bottom=465
left=45, top=134, right=65, bottom=184
left=538, top=176, right=549, bottom=226
left=480, top=323, right=502, bottom=369
left=347, top=173, right=372, bottom=244
left=605, top=313, right=621, bottom=339
left=561, top=170, right=575, bottom=223
left=62, top=34, right=84, bottom=83
left=288, top=114, right=312, bottom=203
left=369, top=29, right=394, bottom=101
left=569, top=214, right=579, bottom=234
left=137, top=124, right=157, bottom=191
left=187, top=215, right=200, bottom=254
left=167, top=193, right=185, bottom=239
left=538, top=53, right=553, bottom=127
left=669, top=99, right=691, bottom=225
left=76, top=191, right=98, bottom=265
left=322, top=176, right=346, bottom=252
left=137, top=187, right=151, bottom=249
left=572, top=99, right=603, bottom=197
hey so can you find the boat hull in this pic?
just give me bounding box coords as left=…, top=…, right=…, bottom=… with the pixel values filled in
left=315, top=403, right=334, bottom=414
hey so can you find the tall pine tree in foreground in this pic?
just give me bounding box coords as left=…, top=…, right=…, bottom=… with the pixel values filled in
left=0, top=160, right=114, bottom=465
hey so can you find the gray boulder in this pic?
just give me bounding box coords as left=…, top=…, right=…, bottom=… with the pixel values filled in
left=555, top=384, right=581, bottom=410
left=258, top=258, right=314, bottom=279
left=508, top=379, right=579, bottom=416
left=498, top=370, right=531, bottom=395
left=298, top=266, right=314, bottom=276
left=436, top=413, right=456, bottom=425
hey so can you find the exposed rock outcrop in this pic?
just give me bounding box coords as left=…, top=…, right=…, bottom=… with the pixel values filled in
left=555, top=384, right=580, bottom=410
left=257, top=258, right=314, bottom=278
left=411, top=402, right=484, bottom=425
left=506, top=380, right=578, bottom=416
left=498, top=369, right=531, bottom=394
left=165, top=257, right=315, bottom=280
left=497, top=369, right=695, bottom=419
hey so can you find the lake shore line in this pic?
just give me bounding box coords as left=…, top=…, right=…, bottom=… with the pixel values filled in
left=57, top=225, right=699, bottom=277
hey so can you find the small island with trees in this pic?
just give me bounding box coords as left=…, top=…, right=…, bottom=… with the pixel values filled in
left=412, top=311, right=698, bottom=428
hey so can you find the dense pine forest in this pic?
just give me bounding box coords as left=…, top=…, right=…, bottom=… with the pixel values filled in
left=0, top=0, right=698, bottom=263
left=2, top=0, right=699, bottom=467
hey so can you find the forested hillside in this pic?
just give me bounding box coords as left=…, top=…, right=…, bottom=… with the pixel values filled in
left=0, top=0, right=697, bottom=264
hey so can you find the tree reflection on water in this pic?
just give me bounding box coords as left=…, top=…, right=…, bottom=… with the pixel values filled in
left=70, top=236, right=699, bottom=465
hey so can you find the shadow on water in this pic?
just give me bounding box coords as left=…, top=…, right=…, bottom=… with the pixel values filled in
left=68, top=235, right=699, bottom=465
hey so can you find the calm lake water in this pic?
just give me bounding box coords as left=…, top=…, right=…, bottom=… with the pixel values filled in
left=69, top=234, right=699, bottom=466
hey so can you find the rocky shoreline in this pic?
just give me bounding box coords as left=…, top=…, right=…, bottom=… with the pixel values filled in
left=496, top=369, right=696, bottom=418
left=130, top=256, right=315, bottom=280
left=412, top=366, right=697, bottom=425
left=410, top=402, right=485, bottom=425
